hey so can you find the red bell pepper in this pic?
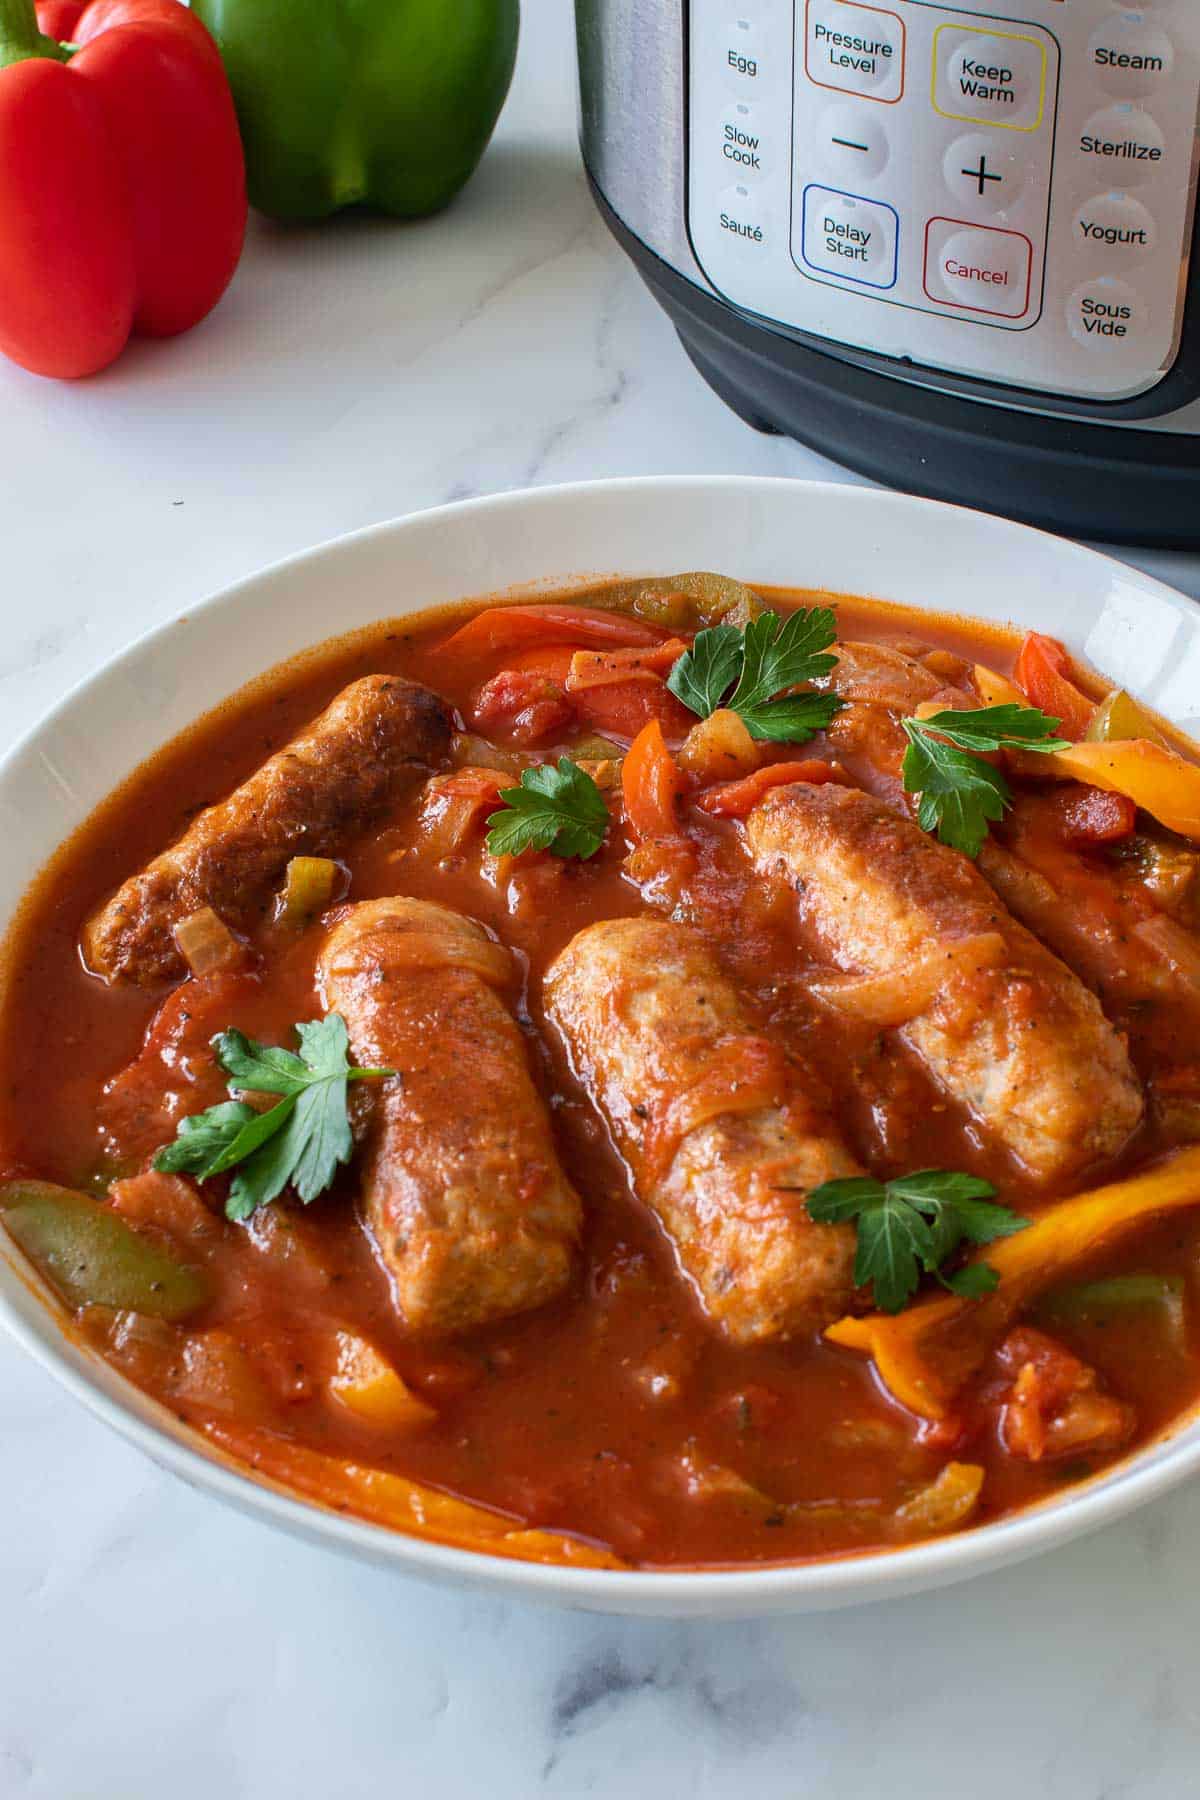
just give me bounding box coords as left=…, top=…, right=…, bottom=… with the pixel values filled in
left=1013, top=633, right=1096, bottom=742
left=695, top=759, right=845, bottom=819
left=0, top=0, right=246, bottom=377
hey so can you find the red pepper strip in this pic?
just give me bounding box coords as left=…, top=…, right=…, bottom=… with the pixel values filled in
left=504, top=646, right=577, bottom=683
left=622, top=719, right=684, bottom=843
left=439, top=769, right=507, bottom=803
left=576, top=684, right=695, bottom=743
left=440, top=604, right=668, bottom=664
left=0, top=0, right=245, bottom=378
left=1013, top=633, right=1096, bottom=742
left=696, top=759, right=844, bottom=819
left=565, top=643, right=694, bottom=740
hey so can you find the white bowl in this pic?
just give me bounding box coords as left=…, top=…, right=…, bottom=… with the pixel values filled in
left=2, top=476, right=1199, bottom=1618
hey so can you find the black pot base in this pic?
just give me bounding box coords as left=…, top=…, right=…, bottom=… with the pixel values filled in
left=593, top=181, right=1200, bottom=550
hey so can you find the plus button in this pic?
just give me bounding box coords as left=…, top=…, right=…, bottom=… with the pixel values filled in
left=963, top=154, right=1003, bottom=197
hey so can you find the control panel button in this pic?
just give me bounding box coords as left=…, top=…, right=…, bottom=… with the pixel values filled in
left=1074, top=192, right=1157, bottom=260
left=804, top=0, right=905, bottom=104
left=722, top=15, right=770, bottom=91
left=1066, top=277, right=1148, bottom=350
left=1087, top=15, right=1174, bottom=98
left=801, top=183, right=898, bottom=287
left=933, top=26, right=1047, bottom=132
left=925, top=218, right=1033, bottom=318
left=941, top=132, right=1025, bottom=214
left=719, top=101, right=769, bottom=176
left=815, top=101, right=889, bottom=180
left=717, top=182, right=770, bottom=248
left=1078, top=104, right=1167, bottom=184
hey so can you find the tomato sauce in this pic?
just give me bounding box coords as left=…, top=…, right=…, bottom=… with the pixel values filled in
left=2, top=583, right=1199, bottom=1570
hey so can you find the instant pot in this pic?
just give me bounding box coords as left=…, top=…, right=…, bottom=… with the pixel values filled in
left=576, top=1, right=1200, bottom=545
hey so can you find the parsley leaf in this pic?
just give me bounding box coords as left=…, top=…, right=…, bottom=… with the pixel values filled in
left=153, top=1013, right=393, bottom=1222
left=485, top=757, right=609, bottom=860
left=901, top=703, right=1066, bottom=858
left=666, top=608, right=846, bottom=745
left=807, top=1168, right=1029, bottom=1313
left=666, top=625, right=743, bottom=719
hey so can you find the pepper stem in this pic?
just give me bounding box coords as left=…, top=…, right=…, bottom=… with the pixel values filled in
left=0, top=0, right=70, bottom=66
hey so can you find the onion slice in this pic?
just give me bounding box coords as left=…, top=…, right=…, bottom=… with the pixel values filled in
left=807, top=932, right=1007, bottom=1028
left=173, top=907, right=246, bottom=977
left=641, top=1035, right=793, bottom=1187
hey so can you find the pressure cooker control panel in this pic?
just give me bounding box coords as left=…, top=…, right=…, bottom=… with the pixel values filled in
left=687, top=0, right=1200, bottom=402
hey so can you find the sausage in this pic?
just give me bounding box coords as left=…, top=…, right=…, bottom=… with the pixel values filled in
left=318, top=897, right=580, bottom=1335
left=83, top=675, right=453, bottom=985
left=544, top=918, right=858, bottom=1343
left=746, top=782, right=1144, bottom=1183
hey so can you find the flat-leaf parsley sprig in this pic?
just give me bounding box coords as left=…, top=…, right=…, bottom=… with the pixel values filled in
left=484, top=757, right=610, bottom=860
left=154, top=1013, right=394, bottom=1222
left=807, top=1168, right=1029, bottom=1314
left=667, top=608, right=846, bottom=744
left=901, top=703, right=1067, bottom=859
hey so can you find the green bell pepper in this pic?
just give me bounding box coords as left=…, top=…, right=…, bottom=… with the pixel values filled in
left=1, top=1180, right=209, bottom=1319
left=191, top=0, right=519, bottom=223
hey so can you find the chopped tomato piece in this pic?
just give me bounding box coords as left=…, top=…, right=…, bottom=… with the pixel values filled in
left=1013, top=632, right=1097, bottom=741
left=1047, top=783, right=1138, bottom=848
left=696, top=759, right=844, bottom=818
left=995, top=1326, right=1135, bottom=1463
left=440, top=603, right=666, bottom=666
left=472, top=669, right=575, bottom=745
left=622, top=719, right=684, bottom=843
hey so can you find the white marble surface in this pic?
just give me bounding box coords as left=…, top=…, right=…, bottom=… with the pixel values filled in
left=2, top=5, right=1200, bottom=1795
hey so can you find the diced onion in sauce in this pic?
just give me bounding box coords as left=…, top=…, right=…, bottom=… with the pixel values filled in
left=173, top=906, right=246, bottom=976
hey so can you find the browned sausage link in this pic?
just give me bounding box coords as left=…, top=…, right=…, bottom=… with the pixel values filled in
left=746, top=782, right=1144, bottom=1184
left=83, top=676, right=453, bottom=985
left=318, top=898, right=581, bottom=1336
left=544, top=918, right=858, bottom=1345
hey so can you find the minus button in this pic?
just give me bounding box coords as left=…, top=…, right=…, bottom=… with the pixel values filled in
left=815, top=103, right=889, bottom=181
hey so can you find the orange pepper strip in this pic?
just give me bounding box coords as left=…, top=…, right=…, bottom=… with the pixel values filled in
left=695, top=759, right=843, bottom=819
left=973, top=664, right=1027, bottom=709
left=565, top=640, right=688, bottom=691
left=825, top=1146, right=1200, bottom=1420
left=622, top=719, right=685, bottom=842
left=1013, top=632, right=1097, bottom=740
left=202, top=1421, right=626, bottom=1567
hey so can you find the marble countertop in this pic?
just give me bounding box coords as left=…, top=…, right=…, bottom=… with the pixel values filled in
left=2, top=6, right=1199, bottom=1796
